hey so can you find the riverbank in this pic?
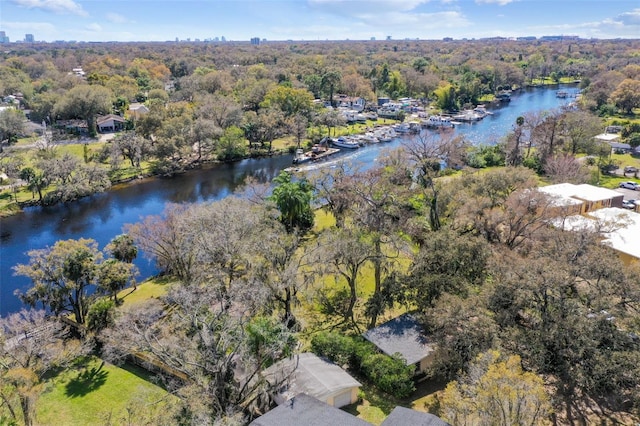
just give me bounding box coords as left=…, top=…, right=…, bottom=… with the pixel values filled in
left=0, top=140, right=292, bottom=218
left=0, top=118, right=395, bottom=218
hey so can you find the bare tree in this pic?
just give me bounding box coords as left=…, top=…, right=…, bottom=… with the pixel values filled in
left=101, top=289, right=294, bottom=423
left=544, top=153, right=589, bottom=184
left=312, top=226, right=374, bottom=331
left=401, top=130, right=469, bottom=232
left=0, top=310, right=87, bottom=426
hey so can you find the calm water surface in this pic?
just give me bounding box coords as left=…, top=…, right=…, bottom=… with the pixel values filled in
left=0, top=85, right=580, bottom=315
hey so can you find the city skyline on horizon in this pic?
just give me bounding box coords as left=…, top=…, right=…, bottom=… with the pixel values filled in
left=1, top=0, right=639, bottom=43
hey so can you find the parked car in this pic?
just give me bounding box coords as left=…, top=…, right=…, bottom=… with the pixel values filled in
left=619, top=181, right=640, bottom=190
left=624, top=166, right=638, bottom=173
left=622, top=200, right=636, bottom=209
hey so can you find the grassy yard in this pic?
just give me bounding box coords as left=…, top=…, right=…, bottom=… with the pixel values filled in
left=116, top=276, right=174, bottom=308
left=36, top=356, right=175, bottom=426
left=344, top=378, right=448, bottom=425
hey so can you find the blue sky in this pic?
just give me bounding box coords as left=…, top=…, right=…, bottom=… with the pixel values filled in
left=1, top=0, right=639, bottom=42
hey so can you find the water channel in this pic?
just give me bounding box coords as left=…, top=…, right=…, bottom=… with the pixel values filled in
left=0, top=84, right=580, bottom=316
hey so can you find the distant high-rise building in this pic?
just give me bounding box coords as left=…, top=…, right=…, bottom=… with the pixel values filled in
left=0, top=31, right=9, bottom=43
left=250, top=37, right=260, bottom=45
left=221, top=36, right=226, bottom=42
left=386, top=35, right=392, bottom=41
left=25, top=34, right=34, bottom=43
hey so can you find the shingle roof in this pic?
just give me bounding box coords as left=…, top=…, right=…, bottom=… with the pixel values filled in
left=250, top=393, right=372, bottom=426
left=97, top=114, right=125, bottom=125
left=262, top=353, right=361, bottom=403
left=362, top=313, right=433, bottom=365
left=381, top=406, right=449, bottom=426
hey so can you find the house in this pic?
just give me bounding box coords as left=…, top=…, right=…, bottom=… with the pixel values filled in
left=610, top=142, right=632, bottom=153
left=128, top=103, right=149, bottom=120
left=336, top=95, right=366, bottom=112
left=381, top=406, right=450, bottom=426
left=262, top=353, right=362, bottom=408
left=363, top=313, right=435, bottom=375
left=539, top=183, right=624, bottom=215
left=97, top=114, right=126, bottom=133
left=555, top=208, right=640, bottom=265
left=56, top=119, right=88, bottom=135
left=249, top=393, right=371, bottom=426
left=249, top=393, right=451, bottom=426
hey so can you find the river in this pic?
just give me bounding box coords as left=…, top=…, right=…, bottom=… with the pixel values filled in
left=0, top=84, right=581, bottom=316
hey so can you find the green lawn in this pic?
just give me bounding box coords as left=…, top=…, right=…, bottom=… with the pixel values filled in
left=117, top=277, right=173, bottom=307
left=36, top=356, right=175, bottom=426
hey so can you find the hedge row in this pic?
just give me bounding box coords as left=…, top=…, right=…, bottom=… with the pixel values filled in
left=311, top=331, right=415, bottom=398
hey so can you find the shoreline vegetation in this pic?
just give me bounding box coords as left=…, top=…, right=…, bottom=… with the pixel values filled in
left=1, top=116, right=407, bottom=217
left=0, top=78, right=588, bottom=218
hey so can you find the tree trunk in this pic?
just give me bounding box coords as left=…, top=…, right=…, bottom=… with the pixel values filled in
left=369, top=238, right=382, bottom=329
left=346, top=272, right=359, bottom=332
left=20, top=395, right=32, bottom=426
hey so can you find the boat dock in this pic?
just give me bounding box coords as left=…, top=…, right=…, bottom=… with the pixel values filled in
left=292, top=146, right=340, bottom=164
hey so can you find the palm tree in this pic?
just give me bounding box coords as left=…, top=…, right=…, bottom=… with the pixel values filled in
left=270, top=171, right=314, bottom=233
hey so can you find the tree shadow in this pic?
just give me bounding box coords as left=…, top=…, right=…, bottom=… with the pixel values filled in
left=65, top=360, right=108, bottom=398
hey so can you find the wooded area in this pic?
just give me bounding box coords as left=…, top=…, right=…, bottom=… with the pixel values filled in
left=1, top=38, right=640, bottom=425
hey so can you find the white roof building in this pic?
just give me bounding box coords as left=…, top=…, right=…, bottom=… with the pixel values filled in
left=539, top=183, right=624, bottom=213
left=554, top=207, right=640, bottom=263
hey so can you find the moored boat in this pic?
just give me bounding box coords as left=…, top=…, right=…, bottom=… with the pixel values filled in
left=292, top=144, right=341, bottom=164
left=422, top=115, right=454, bottom=129
left=331, top=136, right=360, bottom=149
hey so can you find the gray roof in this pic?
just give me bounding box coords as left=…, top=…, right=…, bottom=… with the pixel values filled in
left=610, top=142, right=631, bottom=150
left=250, top=393, right=372, bottom=426
left=263, top=353, right=361, bottom=402
left=362, top=313, right=433, bottom=365
left=381, top=406, right=450, bottom=426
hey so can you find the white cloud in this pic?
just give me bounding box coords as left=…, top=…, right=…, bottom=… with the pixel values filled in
left=272, top=10, right=469, bottom=40
left=10, top=0, right=87, bottom=16
left=106, top=13, right=131, bottom=24
left=475, top=0, right=514, bottom=5
left=85, top=23, right=102, bottom=32
left=309, top=0, right=430, bottom=14
left=615, top=8, right=640, bottom=26
left=2, top=21, right=56, bottom=32
left=526, top=8, right=640, bottom=39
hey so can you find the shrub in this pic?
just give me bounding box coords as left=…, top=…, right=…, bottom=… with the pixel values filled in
left=311, top=331, right=357, bottom=367
left=311, top=332, right=415, bottom=398
left=86, top=298, right=116, bottom=333
left=360, top=353, right=415, bottom=398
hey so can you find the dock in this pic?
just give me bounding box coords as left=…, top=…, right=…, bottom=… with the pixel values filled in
left=292, top=146, right=340, bottom=164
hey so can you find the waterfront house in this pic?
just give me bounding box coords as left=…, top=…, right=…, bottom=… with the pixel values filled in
left=97, top=114, right=126, bottom=133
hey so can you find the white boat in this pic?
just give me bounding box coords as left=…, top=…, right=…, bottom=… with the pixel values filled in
left=422, top=115, right=454, bottom=129
left=453, top=110, right=483, bottom=122
left=362, top=132, right=380, bottom=144
left=331, top=136, right=360, bottom=149
left=473, top=105, right=492, bottom=118
left=292, top=148, right=313, bottom=164
left=374, top=129, right=393, bottom=142
left=394, top=123, right=411, bottom=134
